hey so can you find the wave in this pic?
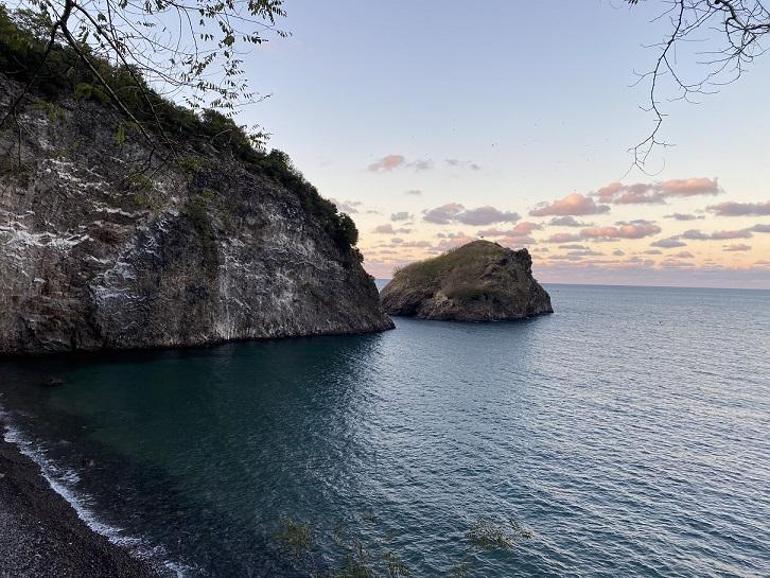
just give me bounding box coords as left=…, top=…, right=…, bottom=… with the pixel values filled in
left=0, top=407, right=190, bottom=577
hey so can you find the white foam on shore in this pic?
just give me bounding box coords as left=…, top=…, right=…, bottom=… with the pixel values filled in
left=0, top=408, right=190, bottom=577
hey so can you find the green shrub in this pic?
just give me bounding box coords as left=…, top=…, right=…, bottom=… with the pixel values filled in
left=0, top=7, right=360, bottom=250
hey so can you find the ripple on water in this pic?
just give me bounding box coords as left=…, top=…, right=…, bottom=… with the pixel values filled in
left=0, top=285, right=769, bottom=576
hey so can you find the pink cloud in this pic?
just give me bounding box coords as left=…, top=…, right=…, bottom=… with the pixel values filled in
left=580, top=220, right=661, bottom=240
left=530, top=193, right=610, bottom=216
left=368, top=154, right=405, bottom=172
left=594, top=178, right=720, bottom=204
left=661, top=178, right=720, bottom=197
left=499, top=235, right=537, bottom=247
left=546, top=232, right=582, bottom=243
left=477, top=221, right=541, bottom=237
left=423, top=204, right=520, bottom=225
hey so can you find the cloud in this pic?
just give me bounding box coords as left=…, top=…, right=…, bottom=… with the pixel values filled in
left=390, top=211, right=412, bottom=222
left=548, top=216, right=594, bottom=227
left=682, top=228, right=752, bottom=240
left=405, top=189, right=422, bottom=196
left=560, top=244, right=590, bottom=251
left=613, top=249, right=626, bottom=256
left=477, top=222, right=542, bottom=237
left=530, top=193, right=610, bottom=217
left=644, top=249, right=663, bottom=255
left=660, top=259, right=695, bottom=268
left=446, top=159, right=481, bottom=171
left=664, top=213, right=704, bottom=221
left=368, top=155, right=432, bottom=172
left=372, top=224, right=411, bottom=234
left=707, top=201, right=770, bottom=216
left=674, top=251, right=695, bottom=259
left=423, top=203, right=520, bottom=226
left=651, top=238, right=688, bottom=248
left=546, top=232, right=582, bottom=243
left=594, top=178, right=720, bottom=204
left=423, top=203, right=465, bottom=224
left=456, top=206, right=521, bottom=226
left=499, top=235, right=537, bottom=247
left=724, top=244, right=752, bottom=252
left=655, top=225, right=766, bottom=246
left=368, top=155, right=405, bottom=172
left=660, top=178, right=720, bottom=197
left=410, top=159, right=433, bottom=171
left=580, top=220, right=661, bottom=240
left=329, top=198, right=361, bottom=214
left=549, top=248, right=605, bottom=261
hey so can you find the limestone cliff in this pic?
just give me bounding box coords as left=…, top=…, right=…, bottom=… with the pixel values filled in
left=0, top=76, right=393, bottom=354
left=381, top=240, right=552, bottom=321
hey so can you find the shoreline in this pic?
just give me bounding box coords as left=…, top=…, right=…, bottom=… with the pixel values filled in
left=0, top=418, right=161, bottom=578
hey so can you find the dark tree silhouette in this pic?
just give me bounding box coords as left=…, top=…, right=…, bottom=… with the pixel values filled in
left=0, top=0, right=286, bottom=145
left=628, top=0, right=770, bottom=168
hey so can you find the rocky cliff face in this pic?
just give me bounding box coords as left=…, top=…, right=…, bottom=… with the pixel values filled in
left=0, top=76, right=393, bottom=354
left=381, top=240, right=552, bottom=321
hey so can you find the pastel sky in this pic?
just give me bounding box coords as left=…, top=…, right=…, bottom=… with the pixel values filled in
left=238, top=0, right=770, bottom=288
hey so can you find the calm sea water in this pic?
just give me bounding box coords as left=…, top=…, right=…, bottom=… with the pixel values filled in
left=1, top=284, right=769, bottom=577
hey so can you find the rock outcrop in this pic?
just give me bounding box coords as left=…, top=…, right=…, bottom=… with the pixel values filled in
left=0, top=75, right=393, bottom=354
left=381, top=240, right=552, bottom=321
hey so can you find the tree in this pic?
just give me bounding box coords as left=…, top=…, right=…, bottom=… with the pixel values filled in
left=0, top=0, right=287, bottom=146
left=628, top=0, right=770, bottom=168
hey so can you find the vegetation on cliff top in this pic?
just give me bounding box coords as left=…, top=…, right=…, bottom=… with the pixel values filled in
left=382, top=240, right=552, bottom=321
left=0, top=7, right=358, bottom=250
left=392, top=241, right=515, bottom=303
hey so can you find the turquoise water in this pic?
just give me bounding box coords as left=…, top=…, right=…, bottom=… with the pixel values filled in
left=1, top=284, right=769, bottom=576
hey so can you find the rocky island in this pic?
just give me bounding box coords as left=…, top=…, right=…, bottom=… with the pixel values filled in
left=381, top=240, right=553, bottom=321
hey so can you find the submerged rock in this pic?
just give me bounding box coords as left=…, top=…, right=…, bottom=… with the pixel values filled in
left=0, top=75, right=393, bottom=355
left=381, top=240, right=552, bottom=321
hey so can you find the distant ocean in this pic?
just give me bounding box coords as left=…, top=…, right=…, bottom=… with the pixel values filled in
left=1, top=284, right=769, bottom=576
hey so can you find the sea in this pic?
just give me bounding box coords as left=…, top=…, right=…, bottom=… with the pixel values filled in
left=1, top=284, right=769, bottom=577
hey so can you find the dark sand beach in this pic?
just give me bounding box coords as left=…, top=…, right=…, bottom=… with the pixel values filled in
left=0, top=432, right=158, bottom=578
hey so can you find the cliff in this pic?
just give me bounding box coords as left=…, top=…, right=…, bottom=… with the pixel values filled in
left=381, top=240, right=553, bottom=321
left=0, top=75, right=392, bottom=354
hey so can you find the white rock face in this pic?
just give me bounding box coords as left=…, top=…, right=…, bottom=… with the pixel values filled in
left=0, top=78, right=392, bottom=354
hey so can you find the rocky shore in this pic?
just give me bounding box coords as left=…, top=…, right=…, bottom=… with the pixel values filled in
left=0, top=430, right=159, bottom=577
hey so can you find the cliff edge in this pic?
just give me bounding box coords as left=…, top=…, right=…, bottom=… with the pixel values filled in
left=0, top=69, right=392, bottom=353
left=381, top=240, right=552, bottom=321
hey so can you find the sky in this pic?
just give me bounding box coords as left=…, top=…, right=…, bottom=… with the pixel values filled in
left=236, top=0, right=770, bottom=288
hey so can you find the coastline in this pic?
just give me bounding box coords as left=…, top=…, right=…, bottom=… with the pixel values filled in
left=0, top=420, right=160, bottom=578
